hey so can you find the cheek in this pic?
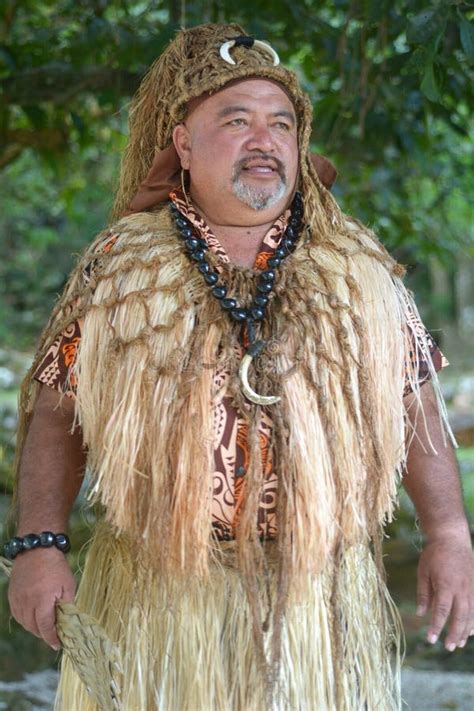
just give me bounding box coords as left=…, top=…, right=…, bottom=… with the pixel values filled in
left=283, top=139, right=299, bottom=181
left=195, top=128, right=232, bottom=158
left=190, top=133, right=238, bottom=180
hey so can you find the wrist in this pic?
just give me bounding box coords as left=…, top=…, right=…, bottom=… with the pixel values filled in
left=422, top=520, right=472, bottom=547
left=3, top=531, right=71, bottom=560
left=16, top=522, right=69, bottom=538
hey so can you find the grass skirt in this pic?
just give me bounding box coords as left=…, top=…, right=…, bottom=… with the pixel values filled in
left=54, top=525, right=401, bottom=710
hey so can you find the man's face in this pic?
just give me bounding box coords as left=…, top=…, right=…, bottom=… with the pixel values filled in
left=173, top=79, right=298, bottom=222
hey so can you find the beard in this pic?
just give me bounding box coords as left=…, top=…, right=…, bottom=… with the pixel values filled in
left=231, top=155, right=287, bottom=211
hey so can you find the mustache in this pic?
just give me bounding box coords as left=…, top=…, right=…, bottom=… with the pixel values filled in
left=232, top=154, right=286, bottom=181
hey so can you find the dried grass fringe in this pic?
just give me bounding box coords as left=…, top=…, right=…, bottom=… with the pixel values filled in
left=54, top=524, right=402, bottom=711
left=13, top=203, right=454, bottom=696
left=11, top=23, right=455, bottom=707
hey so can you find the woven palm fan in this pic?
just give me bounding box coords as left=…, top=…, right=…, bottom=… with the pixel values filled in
left=0, top=557, right=122, bottom=710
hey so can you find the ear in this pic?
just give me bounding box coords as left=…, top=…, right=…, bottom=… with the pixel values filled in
left=172, top=124, right=192, bottom=170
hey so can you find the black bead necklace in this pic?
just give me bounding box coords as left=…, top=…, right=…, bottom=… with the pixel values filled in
left=170, top=192, right=304, bottom=404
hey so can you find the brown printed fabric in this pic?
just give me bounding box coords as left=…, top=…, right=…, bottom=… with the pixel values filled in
left=33, top=194, right=448, bottom=539
left=169, top=188, right=288, bottom=539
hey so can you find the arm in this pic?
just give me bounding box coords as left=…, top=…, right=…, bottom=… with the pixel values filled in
left=402, top=381, right=474, bottom=650
left=8, top=383, right=87, bottom=649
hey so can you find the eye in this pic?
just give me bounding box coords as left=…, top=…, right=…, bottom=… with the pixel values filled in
left=226, top=117, right=248, bottom=126
left=273, top=121, right=291, bottom=131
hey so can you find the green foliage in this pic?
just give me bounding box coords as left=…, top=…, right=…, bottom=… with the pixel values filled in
left=459, top=447, right=474, bottom=521
left=0, top=143, right=121, bottom=349
left=0, top=0, right=473, bottom=348
left=2, top=1, right=473, bottom=166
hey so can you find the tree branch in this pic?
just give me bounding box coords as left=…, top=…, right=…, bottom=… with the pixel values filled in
left=1, top=64, right=141, bottom=106
left=0, top=128, right=68, bottom=168
left=0, top=143, right=22, bottom=169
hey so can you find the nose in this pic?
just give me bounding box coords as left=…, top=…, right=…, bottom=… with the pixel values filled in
left=244, top=122, right=276, bottom=153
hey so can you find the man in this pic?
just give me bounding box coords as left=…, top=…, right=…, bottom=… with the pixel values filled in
left=5, top=22, right=474, bottom=710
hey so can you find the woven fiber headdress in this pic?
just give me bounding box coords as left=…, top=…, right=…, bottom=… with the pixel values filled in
left=112, top=22, right=340, bottom=234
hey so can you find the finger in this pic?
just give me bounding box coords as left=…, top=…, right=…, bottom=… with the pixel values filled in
left=416, top=567, right=432, bottom=617
left=7, top=589, right=27, bottom=628
left=51, top=583, right=76, bottom=648
left=9, top=598, right=42, bottom=640
left=427, top=591, right=453, bottom=644
left=444, top=597, right=470, bottom=651
left=458, top=599, right=474, bottom=648
left=59, top=582, right=76, bottom=604
left=460, top=598, right=474, bottom=647
left=456, top=591, right=474, bottom=648
left=20, top=614, right=42, bottom=640
left=34, top=604, right=61, bottom=650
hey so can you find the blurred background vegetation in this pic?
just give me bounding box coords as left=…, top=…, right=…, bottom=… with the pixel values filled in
left=0, top=0, right=473, bottom=704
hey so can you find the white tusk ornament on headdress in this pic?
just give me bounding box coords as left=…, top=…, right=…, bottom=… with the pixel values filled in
left=219, top=39, right=280, bottom=67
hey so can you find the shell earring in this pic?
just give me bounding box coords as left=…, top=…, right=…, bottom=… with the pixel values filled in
left=181, top=168, right=191, bottom=208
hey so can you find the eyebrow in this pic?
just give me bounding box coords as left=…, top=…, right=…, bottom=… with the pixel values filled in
left=216, top=105, right=296, bottom=124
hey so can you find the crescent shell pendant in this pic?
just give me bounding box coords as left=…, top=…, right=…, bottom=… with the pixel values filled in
left=238, top=346, right=280, bottom=406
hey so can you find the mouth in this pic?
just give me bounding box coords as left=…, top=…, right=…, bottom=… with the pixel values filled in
left=232, top=156, right=286, bottom=189
left=241, top=161, right=279, bottom=176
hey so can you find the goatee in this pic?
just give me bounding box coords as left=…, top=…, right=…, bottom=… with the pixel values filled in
left=231, top=155, right=287, bottom=211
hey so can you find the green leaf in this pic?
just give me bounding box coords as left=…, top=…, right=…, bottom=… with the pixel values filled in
left=459, top=16, right=474, bottom=61
left=420, top=63, right=440, bottom=102
left=406, top=9, right=447, bottom=45
left=401, top=47, right=430, bottom=76
left=29, top=226, right=58, bottom=249
left=0, top=47, right=16, bottom=74
left=70, top=112, right=85, bottom=134
left=23, top=106, right=47, bottom=130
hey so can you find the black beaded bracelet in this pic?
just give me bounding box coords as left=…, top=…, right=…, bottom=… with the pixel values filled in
left=2, top=532, right=71, bottom=560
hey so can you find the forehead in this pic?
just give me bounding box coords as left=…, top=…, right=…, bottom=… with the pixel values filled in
left=215, top=78, right=294, bottom=107
left=187, top=78, right=296, bottom=118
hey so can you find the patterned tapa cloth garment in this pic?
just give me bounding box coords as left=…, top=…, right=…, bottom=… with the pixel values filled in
left=33, top=190, right=448, bottom=541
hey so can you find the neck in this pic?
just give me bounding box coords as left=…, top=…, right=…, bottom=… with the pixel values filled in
left=191, top=200, right=278, bottom=269
left=208, top=221, right=275, bottom=269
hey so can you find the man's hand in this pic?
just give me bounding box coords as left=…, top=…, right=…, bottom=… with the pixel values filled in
left=402, top=382, right=474, bottom=651
left=416, top=536, right=474, bottom=650
left=8, top=548, right=76, bottom=650
left=8, top=383, right=86, bottom=648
